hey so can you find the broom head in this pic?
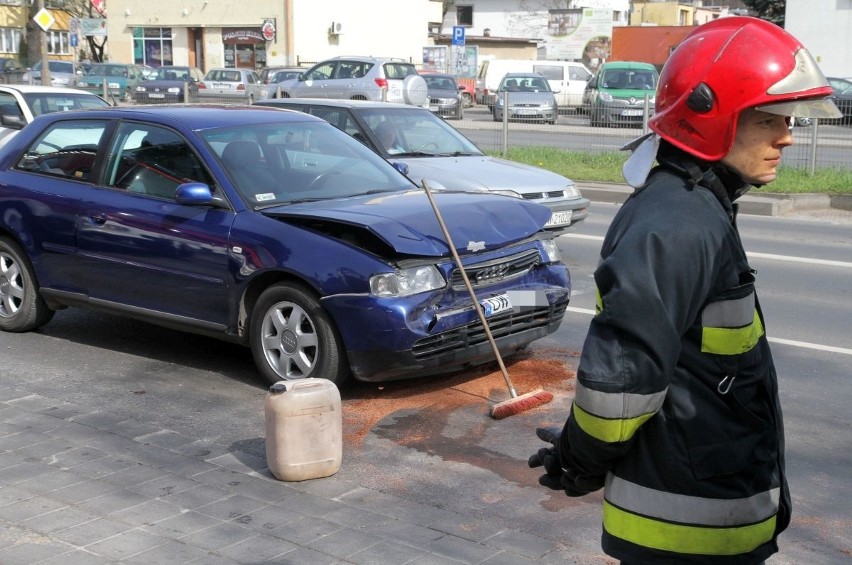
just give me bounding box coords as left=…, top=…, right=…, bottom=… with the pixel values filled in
left=489, top=388, right=554, bottom=420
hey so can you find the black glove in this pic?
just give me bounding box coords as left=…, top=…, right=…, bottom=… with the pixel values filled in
left=528, top=425, right=604, bottom=497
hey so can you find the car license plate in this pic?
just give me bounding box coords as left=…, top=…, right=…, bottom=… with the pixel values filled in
left=149, top=93, right=165, bottom=99
left=481, top=293, right=512, bottom=317
left=516, top=109, right=537, bottom=115
left=213, top=83, right=230, bottom=89
left=621, top=109, right=643, bottom=117
left=545, top=210, right=573, bottom=227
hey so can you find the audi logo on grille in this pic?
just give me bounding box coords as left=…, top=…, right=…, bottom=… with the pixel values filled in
left=474, top=263, right=511, bottom=283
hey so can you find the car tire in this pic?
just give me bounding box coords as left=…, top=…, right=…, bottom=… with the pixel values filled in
left=403, top=74, right=429, bottom=106
left=250, top=282, right=349, bottom=386
left=0, top=237, right=54, bottom=333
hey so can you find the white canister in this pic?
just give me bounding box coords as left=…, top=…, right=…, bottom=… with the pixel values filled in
left=264, top=378, right=342, bottom=481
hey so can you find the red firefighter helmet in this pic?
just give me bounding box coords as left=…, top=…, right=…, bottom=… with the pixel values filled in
left=649, top=16, right=840, bottom=161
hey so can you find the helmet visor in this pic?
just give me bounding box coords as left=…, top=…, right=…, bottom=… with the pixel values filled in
left=756, top=98, right=842, bottom=119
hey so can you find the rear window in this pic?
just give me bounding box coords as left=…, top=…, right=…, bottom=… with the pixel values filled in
left=207, top=70, right=242, bottom=82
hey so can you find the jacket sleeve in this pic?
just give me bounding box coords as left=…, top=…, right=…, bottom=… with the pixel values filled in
left=561, top=186, right=724, bottom=479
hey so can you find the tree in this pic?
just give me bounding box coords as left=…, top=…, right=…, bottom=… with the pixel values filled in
left=27, top=0, right=108, bottom=65
left=741, top=0, right=786, bottom=27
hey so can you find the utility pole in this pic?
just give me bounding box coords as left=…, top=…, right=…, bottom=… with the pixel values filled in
left=36, top=0, right=51, bottom=85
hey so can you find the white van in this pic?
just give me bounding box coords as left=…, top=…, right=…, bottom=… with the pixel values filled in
left=476, top=59, right=592, bottom=111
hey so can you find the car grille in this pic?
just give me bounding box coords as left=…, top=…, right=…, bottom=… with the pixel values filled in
left=449, top=249, right=540, bottom=290
left=411, top=298, right=568, bottom=360
left=521, top=190, right=564, bottom=201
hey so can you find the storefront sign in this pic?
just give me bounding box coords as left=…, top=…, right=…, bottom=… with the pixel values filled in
left=262, top=19, right=276, bottom=42
left=223, top=28, right=264, bottom=45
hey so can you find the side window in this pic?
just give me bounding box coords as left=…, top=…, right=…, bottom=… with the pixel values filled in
left=105, top=123, right=213, bottom=199
left=0, top=91, right=23, bottom=121
left=14, top=120, right=107, bottom=181
left=305, top=63, right=336, bottom=81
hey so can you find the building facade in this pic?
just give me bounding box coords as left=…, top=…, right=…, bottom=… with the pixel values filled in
left=104, top=0, right=442, bottom=72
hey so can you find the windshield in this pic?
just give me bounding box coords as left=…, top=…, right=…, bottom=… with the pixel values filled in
left=85, top=65, right=129, bottom=77
left=601, top=69, right=657, bottom=90
left=357, top=108, right=482, bottom=157
left=201, top=121, right=414, bottom=208
left=34, top=61, right=74, bottom=73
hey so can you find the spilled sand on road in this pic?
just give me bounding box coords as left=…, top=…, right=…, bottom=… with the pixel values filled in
left=341, top=347, right=579, bottom=447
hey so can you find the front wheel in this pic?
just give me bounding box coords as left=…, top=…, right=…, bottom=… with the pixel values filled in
left=0, top=237, right=54, bottom=332
left=250, top=283, right=348, bottom=386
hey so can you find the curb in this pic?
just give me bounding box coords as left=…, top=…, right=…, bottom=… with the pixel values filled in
left=577, top=182, right=849, bottom=217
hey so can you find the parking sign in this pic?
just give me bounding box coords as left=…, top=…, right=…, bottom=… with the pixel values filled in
left=452, top=26, right=465, bottom=46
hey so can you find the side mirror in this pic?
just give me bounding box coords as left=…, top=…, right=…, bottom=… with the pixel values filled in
left=176, top=182, right=216, bottom=205
left=391, top=161, right=409, bottom=176
left=0, top=115, right=26, bottom=130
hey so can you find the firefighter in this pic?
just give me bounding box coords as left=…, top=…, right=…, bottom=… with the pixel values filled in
left=529, top=17, right=841, bottom=564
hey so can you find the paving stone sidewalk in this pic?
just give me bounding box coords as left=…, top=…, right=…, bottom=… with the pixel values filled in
left=0, top=384, right=577, bottom=565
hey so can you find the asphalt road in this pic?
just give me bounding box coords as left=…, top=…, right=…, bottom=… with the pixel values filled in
left=3, top=203, right=851, bottom=563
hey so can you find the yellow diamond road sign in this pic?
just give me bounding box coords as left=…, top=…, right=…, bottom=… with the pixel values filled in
left=34, top=8, right=55, bottom=32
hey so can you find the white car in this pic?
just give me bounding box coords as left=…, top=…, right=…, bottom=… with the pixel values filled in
left=0, top=84, right=112, bottom=148
left=255, top=98, right=589, bottom=231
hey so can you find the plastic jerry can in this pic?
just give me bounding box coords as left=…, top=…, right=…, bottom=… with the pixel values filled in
left=264, top=378, right=342, bottom=481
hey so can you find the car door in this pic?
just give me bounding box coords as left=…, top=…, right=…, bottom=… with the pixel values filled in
left=291, top=61, right=338, bottom=99
left=76, top=121, right=234, bottom=328
left=246, top=70, right=265, bottom=100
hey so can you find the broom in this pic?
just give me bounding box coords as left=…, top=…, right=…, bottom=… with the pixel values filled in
left=421, top=179, right=554, bottom=419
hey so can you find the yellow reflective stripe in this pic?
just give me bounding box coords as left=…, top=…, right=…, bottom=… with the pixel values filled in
left=702, top=310, right=765, bottom=355
left=573, top=404, right=654, bottom=443
left=603, top=500, right=776, bottom=555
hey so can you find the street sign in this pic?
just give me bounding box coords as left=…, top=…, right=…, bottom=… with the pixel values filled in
left=452, top=26, right=465, bottom=46
left=70, top=34, right=78, bottom=47
left=34, top=8, right=55, bottom=32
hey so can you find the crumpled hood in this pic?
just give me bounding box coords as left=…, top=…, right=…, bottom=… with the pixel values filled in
left=263, top=189, right=550, bottom=256
left=397, top=155, right=571, bottom=193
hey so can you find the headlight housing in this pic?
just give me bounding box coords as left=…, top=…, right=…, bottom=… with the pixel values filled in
left=541, top=239, right=561, bottom=263
left=136, top=86, right=147, bottom=92
left=370, top=265, right=445, bottom=297
left=564, top=183, right=581, bottom=198
left=167, top=87, right=181, bottom=94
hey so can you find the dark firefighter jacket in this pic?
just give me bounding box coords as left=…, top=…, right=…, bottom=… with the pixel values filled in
left=561, top=144, right=790, bottom=564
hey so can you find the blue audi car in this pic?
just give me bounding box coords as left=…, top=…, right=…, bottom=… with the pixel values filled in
left=0, top=105, right=571, bottom=385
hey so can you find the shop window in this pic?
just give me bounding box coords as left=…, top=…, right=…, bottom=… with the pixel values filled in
left=133, top=27, right=173, bottom=67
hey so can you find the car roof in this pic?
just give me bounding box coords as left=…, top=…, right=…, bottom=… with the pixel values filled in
left=256, top=98, right=417, bottom=111
left=0, top=85, right=100, bottom=95
left=30, top=104, right=323, bottom=130
left=600, top=61, right=657, bottom=70
left=504, top=72, right=547, bottom=78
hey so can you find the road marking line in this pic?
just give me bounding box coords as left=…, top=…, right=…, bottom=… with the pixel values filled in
left=566, top=307, right=852, bottom=356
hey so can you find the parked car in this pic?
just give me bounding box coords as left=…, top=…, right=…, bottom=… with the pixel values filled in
left=0, top=105, right=570, bottom=385
left=198, top=68, right=266, bottom=103
left=255, top=98, right=589, bottom=230
left=420, top=72, right=464, bottom=119
left=476, top=59, right=591, bottom=111
left=0, top=84, right=111, bottom=148
left=492, top=72, right=558, bottom=124
left=269, top=56, right=428, bottom=108
left=134, top=65, right=205, bottom=103
left=266, top=67, right=305, bottom=85
left=583, top=61, right=658, bottom=127
left=76, top=63, right=147, bottom=102
left=260, top=66, right=304, bottom=84
left=827, top=77, right=852, bottom=123
left=0, top=58, right=23, bottom=84
left=22, top=60, right=85, bottom=88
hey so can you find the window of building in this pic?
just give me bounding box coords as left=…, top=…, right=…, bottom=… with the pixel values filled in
left=457, top=5, right=473, bottom=27
left=46, top=31, right=70, bottom=55
left=133, top=28, right=173, bottom=67
left=0, top=27, right=21, bottom=54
